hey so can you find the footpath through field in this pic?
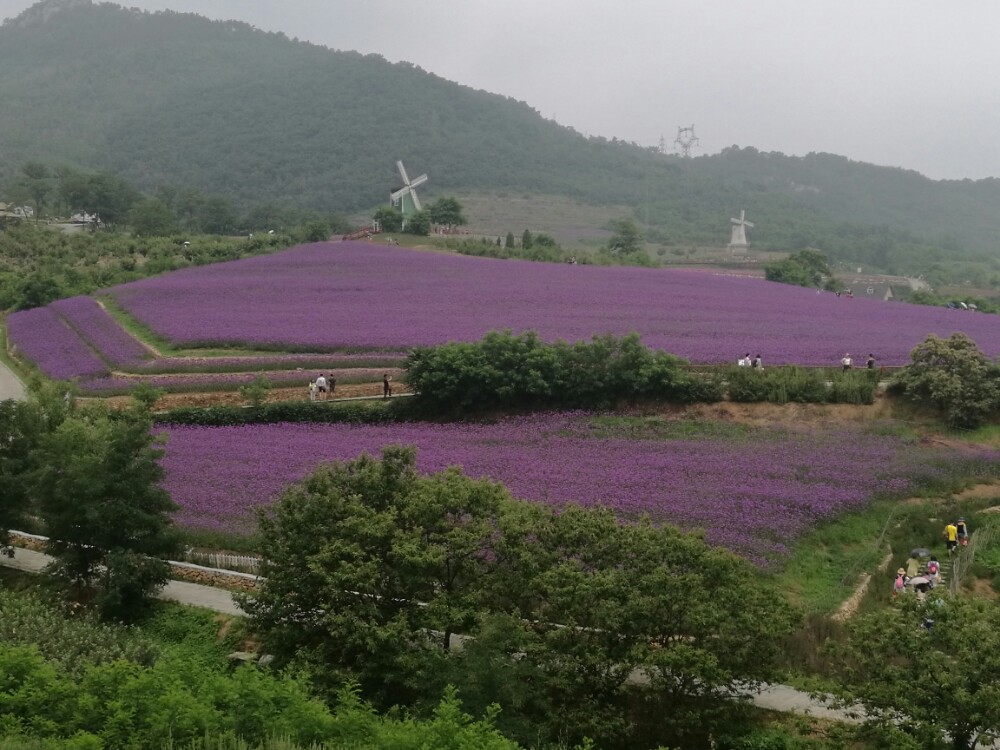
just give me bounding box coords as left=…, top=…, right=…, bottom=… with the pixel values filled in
left=0, top=359, right=25, bottom=401
left=0, top=542, right=866, bottom=726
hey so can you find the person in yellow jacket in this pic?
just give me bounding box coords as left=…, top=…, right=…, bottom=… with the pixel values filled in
left=944, top=522, right=958, bottom=555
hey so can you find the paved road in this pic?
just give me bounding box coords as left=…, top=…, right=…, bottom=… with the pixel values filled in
left=0, top=546, right=243, bottom=616
left=0, top=544, right=864, bottom=724
left=0, top=359, right=25, bottom=401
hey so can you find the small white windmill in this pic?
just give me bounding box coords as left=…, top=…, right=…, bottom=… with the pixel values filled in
left=728, top=209, right=754, bottom=254
left=389, top=160, right=428, bottom=228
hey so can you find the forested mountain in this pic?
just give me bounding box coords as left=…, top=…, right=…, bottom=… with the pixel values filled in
left=2, top=0, right=1000, bottom=277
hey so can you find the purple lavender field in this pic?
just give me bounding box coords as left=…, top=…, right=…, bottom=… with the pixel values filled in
left=6, top=305, right=109, bottom=380
left=159, top=414, right=985, bottom=563
left=109, top=242, right=1000, bottom=365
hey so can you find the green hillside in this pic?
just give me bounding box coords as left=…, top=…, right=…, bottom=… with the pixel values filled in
left=2, top=0, right=1000, bottom=278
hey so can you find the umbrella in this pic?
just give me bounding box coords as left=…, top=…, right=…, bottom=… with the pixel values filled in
left=910, top=548, right=931, bottom=559
left=907, top=576, right=930, bottom=587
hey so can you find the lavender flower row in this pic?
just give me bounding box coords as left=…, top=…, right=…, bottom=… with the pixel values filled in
left=108, top=242, right=1000, bottom=365
left=6, top=306, right=109, bottom=380
left=157, top=414, right=985, bottom=563
left=135, top=352, right=407, bottom=374
left=50, top=296, right=151, bottom=367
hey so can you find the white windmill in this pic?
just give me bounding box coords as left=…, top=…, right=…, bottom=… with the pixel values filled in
left=728, top=209, right=754, bottom=254
left=389, top=160, right=428, bottom=228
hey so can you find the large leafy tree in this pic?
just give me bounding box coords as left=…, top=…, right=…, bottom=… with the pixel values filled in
left=373, top=204, right=403, bottom=233
left=18, top=161, right=52, bottom=219
left=0, top=402, right=47, bottom=548
left=129, top=197, right=178, bottom=237
left=831, top=597, right=1000, bottom=750
left=428, top=196, right=467, bottom=230
left=468, top=504, right=796, bottom=749
left=33, top=406, right=179, bottom=620
left=607, top=218, right=642, bottom=256
left=765, top=248, right=838, bottom=290
left=246, top=448, right=793, bottom=749
left=243, top=446, right=508, bottom=708
left=892, top=332, right=1000, bottom=428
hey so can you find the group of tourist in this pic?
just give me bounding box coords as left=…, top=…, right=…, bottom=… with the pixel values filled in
left=307, top=374, right=336, bottom=401
left=306, top=373, right=394, bottom=401
left=840, top=353, right=877, bottom=371
left=892, top=517, right=970, bottom=601
left=736, top=353, right=764, bottom=369
left=734, top=353, right=879, bottom=371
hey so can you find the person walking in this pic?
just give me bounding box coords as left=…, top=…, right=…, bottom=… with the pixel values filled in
left=956, top=517, right=969, bottom=547
left=308, top=380, right=317, bottom=402
left=841, top=353, right=852, bottom=371
left=866, top=353, right=876, bottom=370
left=383, top=373, right=392, bottom=399
left=926, top=556, right=940, bottom=584
left=315, top=374, right=328, bottom=401
left=328, top=375, right=336, bottom=399
left=893, top=568, right=906, bottom=597
left=752, top=353, right=763, bottom=370
left=944, top=521, right=958, bottom=555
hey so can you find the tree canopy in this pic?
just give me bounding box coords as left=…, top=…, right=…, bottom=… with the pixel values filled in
left=831, top=597, right=1000, bottom=750
left=245, top=446, right=794, bottom=749
left=892, top=332, right=1000, bottom=428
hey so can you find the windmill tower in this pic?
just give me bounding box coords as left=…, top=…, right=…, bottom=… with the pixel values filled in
left=390, top=160, right=428, bottom=229
left=728, top=209, right=754, bottom=254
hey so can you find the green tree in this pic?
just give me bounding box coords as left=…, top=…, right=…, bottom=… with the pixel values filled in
left=428, top=196, right=467, bottom=229
left=504, top=231, right=515, bottom=249
left=764, top=249, right=838, bottom=290
left=607, top=218, right=642, bottom=255
left=468, top=505, right=795, bottom=749
left=520, top=229, right=532, bottom=249
left=18, top=161, right=52, bottom=220
left=195, top=195, right=238, bottom=235
left=238, top=374, right=271, bottom=407
left=13, top=275, right=65, bottom=310
left=33, top=407, right=179, bottom=620
left=373, top=205, right=403, bottom=233
left=404, top=209, right=431, bottom=236
left=301, top=220, right=331, bottom=242
left=892, top=332, right=1000, bottom=428
left=831, top=597, right=1000, bottom=750
left=243, top=446, right=508, bottom=708
left=0, top=401, right=49, bottom=548
left=129, top=197, right=178, bottom=237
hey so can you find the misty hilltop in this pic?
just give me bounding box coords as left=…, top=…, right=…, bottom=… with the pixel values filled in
left=3, top=0, right=1000, bottom=274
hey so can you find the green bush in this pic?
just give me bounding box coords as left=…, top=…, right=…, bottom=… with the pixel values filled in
left=0, top=590, right=158, bottom=675
left=405, top=330, right=699, bottom=414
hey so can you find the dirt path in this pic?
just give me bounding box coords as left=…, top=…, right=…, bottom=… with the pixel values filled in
left=97, top=382, right=411, bottom=410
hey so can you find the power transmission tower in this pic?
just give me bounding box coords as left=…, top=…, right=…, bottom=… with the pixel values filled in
left=673, top=125, right=699, bottom=157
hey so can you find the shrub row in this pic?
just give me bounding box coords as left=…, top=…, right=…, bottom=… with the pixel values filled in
left=405, top=330, right=718, bottom=414
left=726, top=366, right=876, bottom=405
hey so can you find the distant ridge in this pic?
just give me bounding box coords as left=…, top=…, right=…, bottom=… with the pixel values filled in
left=2, top=0, right=1000, bottom=270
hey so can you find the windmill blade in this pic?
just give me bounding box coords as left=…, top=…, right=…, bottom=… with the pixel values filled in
left=409, top=174, right=428, bottom=189
left=410, top=190, right=422, bottom=212
left=744, top=221, right=755, bottom=229
left=396, top=160, right=410, bottom=186
left=390, top=187, right=409, bottom=202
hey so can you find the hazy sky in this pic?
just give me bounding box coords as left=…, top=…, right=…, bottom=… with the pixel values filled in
left=3, top=0, right=999, bottom=180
